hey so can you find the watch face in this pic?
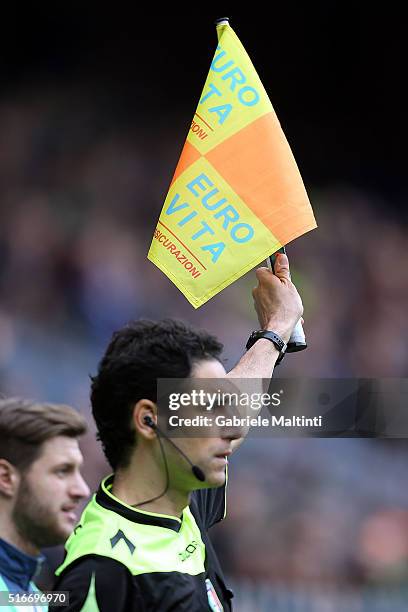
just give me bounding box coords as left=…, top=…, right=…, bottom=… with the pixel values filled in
left=246, top=332, right=258, bottom=350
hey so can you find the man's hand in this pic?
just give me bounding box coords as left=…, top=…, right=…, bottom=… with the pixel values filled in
left=252, top=253, right=303, bottom=342
left=227, top=253, right=304, bottom=453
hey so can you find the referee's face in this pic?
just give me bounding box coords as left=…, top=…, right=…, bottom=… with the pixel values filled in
left=171, top=359, right=242, bottom=489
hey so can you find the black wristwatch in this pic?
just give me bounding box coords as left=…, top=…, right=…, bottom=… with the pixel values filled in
left=246, top=330, right=287, bottom=365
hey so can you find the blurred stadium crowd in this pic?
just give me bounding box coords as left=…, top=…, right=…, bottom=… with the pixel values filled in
left=1, top=55, right=408, bottom=607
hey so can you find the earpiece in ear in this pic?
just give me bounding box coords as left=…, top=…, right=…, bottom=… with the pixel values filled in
left=144, top=415, right=155, bottom=428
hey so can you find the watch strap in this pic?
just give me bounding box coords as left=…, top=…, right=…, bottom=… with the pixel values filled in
left=246, top=330, right=287, bottom=364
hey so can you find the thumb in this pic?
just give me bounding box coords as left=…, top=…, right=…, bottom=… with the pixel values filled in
left=274, top=253, right=291, bottom=281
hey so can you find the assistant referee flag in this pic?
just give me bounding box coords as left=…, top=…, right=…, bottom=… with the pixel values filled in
left=148, top=19, right=317, bottom=308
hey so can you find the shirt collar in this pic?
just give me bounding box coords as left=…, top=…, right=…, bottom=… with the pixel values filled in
left=0, top=537, right=44, bottom=590
left=95, top=474, right=184, bottom=533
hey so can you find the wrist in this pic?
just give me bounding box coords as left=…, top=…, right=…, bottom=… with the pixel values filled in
left=246, top=330, right=287, bottom=365
left=264, top=321, right=291, bottom=343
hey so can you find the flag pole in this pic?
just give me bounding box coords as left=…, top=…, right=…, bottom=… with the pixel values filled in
left=214, top=18, right=307, bottom=353
left=214, top=17, right=230, bottom=26
left=215, top=17, right=307, bottom=353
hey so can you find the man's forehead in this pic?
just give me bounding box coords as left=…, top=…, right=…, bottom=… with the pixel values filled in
left=183, top=377, right=241, bottom=405
left=35, top=435, right=83, bottom=463
left=191, top=359, right=226, bottom=378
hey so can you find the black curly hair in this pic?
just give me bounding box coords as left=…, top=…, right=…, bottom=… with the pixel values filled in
left=90, top=319, right=223, bottom=469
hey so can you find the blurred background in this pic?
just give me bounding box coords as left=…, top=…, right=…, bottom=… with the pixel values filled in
left=0, top=6, right=407, bottom=610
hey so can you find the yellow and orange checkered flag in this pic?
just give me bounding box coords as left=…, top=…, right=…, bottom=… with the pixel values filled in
left=148, top=19, right=317, bottom=308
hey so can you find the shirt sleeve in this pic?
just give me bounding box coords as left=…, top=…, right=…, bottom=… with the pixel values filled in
left=192, top=470, right=227, bottom=529
left=50, top=555, right=144, bottom=612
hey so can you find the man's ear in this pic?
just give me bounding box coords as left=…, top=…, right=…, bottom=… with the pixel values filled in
left=0, top=459, right=20, bottom=499
left=132, top=399, right=158, bottom=440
